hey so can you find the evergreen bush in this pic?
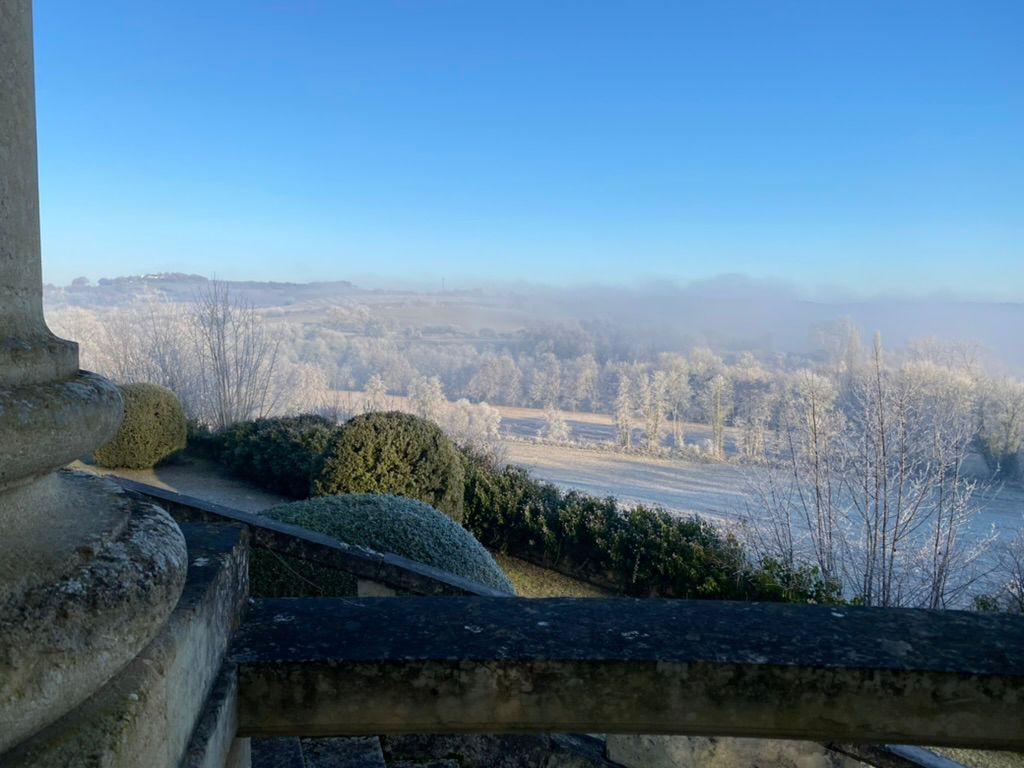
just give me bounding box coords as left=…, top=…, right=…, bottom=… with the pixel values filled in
left=461, top=451, right=839, bottom=603
left=251, top=493, right=514, bottom=596
left=313, top=411, right=465, bottom=522
left=215, top=414, right=335, bottom=497
left=185, top=419, right=221, bottom=459
left=94, top=383, right=187, bottom=469
left=204, top=412, right=835, bottom=603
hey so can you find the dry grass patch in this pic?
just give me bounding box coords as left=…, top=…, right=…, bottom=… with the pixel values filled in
left=491, top=553, right=611, bottom=598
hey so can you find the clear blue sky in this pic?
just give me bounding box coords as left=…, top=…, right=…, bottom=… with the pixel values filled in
left=33, top=1, right=1023, bottom=297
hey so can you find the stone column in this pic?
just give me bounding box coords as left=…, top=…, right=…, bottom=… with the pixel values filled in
left=0, top=1, right=188, bottom=755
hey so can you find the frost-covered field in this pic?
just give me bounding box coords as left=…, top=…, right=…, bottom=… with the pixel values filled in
left=503, top=441, right=1024, bottom=541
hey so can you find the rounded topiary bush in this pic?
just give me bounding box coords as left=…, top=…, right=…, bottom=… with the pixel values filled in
left=94, top=383, right=187, bottom=469
left=313, top=411, right=465, bottom=522
left=215, top=414, right=335, bottom=498
left=251, top=493, right=515, bottom=597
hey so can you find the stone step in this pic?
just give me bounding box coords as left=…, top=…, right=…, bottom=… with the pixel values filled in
left=251, top=738, right=304, bottom=768
left=302, top=737, right=387, bottom=768
left=381, top=734, right=623, bottom=767
left=252, top=736, right=389, bottom=767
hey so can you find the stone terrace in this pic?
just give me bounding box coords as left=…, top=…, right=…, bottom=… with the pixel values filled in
left=2, top=2, right=1023, bottom=766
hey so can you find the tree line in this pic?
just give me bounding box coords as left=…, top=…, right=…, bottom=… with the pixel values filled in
left=46, top=285, right=1024, bottom=609
left=48, top=288, right=1024, bottom=479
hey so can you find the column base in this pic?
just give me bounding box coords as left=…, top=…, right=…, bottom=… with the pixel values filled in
left=2, top=520, right=249, bottom=767
left=0, top=471, right=188, bottom=753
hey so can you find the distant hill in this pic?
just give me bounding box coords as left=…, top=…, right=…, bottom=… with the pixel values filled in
left=44, top=273, right=359, bottom=308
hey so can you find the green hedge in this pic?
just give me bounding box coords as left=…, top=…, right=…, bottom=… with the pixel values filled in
left=94, top=383, right=187, bottom=469
left=185, top=420, right=221, bottom=459
left=251, top=493, right=515, bottom=597
left=313, top=411, right=465, bottom=522
left=215, top=414, right=335, bottom=498
left=461, top=452, right=839, bottom=603
left=207, top=412, right=836, bottom=603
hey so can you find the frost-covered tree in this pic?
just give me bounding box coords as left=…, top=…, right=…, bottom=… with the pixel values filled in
left=495, top=354, right=524, bottom=405
left=567, top=353, right=599, bottom=412
left=986, top=530, right=1024, bottom=613
left=842, top=340, right=987, bottom=608
left=731, top=353, right=773, bottom=460
left=642, top=370, right=667, bottom=454
left=528, top=352, right=562, bottom=408
left=443, top=399, right=504, bottom=463
left=542, top=406, right=571, bottom=443
left=187, top=281, right=282, bottom=428
left=752, top=370, right=845, bottom=585
left=466, top=353, right=503, bottom=403
left=745, top=338, right=991, bottom=608
left=688, top=346, right=725, bottom=387
left=699, top=374, right=733, bottom=459
left=55, top=285, right=286, bottom=428
left=363, top=373, right=388, bottom=412
left=614, top=373, right=636, bottom=449
left=975, top=376, right=1024, bottom=480
left=280, top=361, right=329, bottom=416
left=657, top=353, right=691, bottom=449
left=410, top=375, right=446, bottom=424
left=466, top=353, right=522, bottom=406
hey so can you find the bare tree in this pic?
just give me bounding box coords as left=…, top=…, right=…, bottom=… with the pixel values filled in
left=700, top=374, right=733, bottom=460
left=788, top=370, right=845, bottom=584
left=658, top=353, right=691, bottom=449
left=188, top=280, right=281, bottom=428
left=745, top=342, right=990, bottom=608
left=135, top=300, right=206, bottom=413
left=741, top=370, right=847, bottom=588
left=872, top=356, right=978, bottom=606
left=975, top=375, right=1024, bottom=480
left=614, top=369, right=637, bottom=449
left=643, top=370, right=667, bottom=454
left=988, top=530, right=1024, bottom=613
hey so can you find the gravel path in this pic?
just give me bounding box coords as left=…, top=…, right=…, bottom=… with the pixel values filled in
left=72, top=454, right=289, bottom=513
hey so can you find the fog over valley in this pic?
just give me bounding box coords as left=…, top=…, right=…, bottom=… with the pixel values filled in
left=45, top=272, right=1024, bottom=374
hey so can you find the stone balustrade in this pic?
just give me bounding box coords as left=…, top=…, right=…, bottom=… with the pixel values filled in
left=230, top=596, right=1024, bottom=751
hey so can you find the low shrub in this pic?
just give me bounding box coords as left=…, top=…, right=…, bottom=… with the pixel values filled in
left=313, top=411, right=465, bottom=522
left=215, top=414, right=335, bottom=497
left=185, top=420, right=221, bottom=459
left=251, top=493, right=515, bottom=596
left=204, top=412, right=836, bottom=603
left=461, top=451, right=839, bottom=603
left=94, top=383, right=187, bottom=469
